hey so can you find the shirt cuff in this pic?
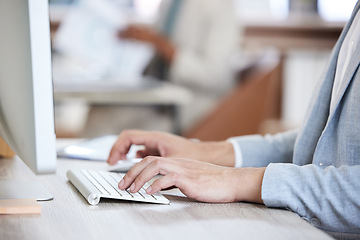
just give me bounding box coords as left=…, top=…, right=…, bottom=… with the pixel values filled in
left=226, top=138, right=243, bottom=168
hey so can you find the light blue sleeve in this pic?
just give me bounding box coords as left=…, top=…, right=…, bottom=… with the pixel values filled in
left=227, top=129, right=297, bottom=167
left=262, top=163, right=360, bottom=234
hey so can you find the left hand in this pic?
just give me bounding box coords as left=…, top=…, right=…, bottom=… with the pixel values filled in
left=107, top=129, right=235, bottom=167
left=118, top=156, right=265, bottom=203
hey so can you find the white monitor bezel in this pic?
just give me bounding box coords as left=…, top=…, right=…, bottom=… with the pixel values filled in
left=0, top=0, right=56, bottom=174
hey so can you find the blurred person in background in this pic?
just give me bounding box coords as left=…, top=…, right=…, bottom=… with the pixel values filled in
left=119, top=0, right=239, bottom=91
left=119, top=0, right=241, bottom=130
left=52, top=0, right=241, bottom=136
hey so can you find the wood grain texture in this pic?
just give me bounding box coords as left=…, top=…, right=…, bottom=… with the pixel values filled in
left=0, top=199, right=41, bottom=215
left=0, top=139, right=333, bottom=240
left=0, top=137, right=15, bottom=158
left=185, top=50, right=283, bottom=141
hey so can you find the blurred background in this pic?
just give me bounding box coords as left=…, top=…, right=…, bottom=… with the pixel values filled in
left=50, top=0, right=357, bottom=141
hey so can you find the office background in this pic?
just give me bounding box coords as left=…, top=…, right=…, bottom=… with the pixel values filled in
left=0, top=1, right=357, bottom=239
left=49, top=0, right=357, bottom=140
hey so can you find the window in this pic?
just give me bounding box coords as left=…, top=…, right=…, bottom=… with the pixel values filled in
left=318, top=0, right=357, bottom=21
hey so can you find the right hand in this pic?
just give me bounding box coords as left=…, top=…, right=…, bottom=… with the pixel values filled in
left=118, top=25, right=176, bottom=63
left=118, top=25, right=157, bottom=44
left=118, top=155, right=265, bottom=204
left=107, top=130, right=235, bottom=167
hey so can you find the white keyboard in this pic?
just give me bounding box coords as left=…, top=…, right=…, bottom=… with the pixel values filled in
left=67, top=169, right=170, bottom=205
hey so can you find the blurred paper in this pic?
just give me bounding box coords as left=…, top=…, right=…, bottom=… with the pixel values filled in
left=57, top=135, right=144, bottom=161
left=53, top=0, right=155, bottom=81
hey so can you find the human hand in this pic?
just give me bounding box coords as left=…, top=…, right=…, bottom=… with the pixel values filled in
left=118, top=25, right=157, bottom=44
left=118, top=156, right=265, bottom=203
left=107, top=130, right=235, bottom=167
left=118, top=25, right=176, bottom=63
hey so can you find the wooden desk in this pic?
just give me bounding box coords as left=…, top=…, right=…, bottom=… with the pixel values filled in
left=243, top=15, right=345, bottom=50
left=0, top=139, right=333, bottom=240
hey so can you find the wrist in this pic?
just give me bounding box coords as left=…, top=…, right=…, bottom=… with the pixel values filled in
left=232, top=167, right=266, bottom=204
left=155, top=36, right=176, bottom=63
left=196, top=141, right=235, bottom=167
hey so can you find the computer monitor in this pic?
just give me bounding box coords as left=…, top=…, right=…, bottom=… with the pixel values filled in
left=0, top=0, right=56, bottom=200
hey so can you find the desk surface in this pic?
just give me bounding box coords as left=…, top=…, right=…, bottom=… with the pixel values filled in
left=0, top=139, right=332, bottom=240
left=54, top=81, right=193, bottom=106
left=243, top=15, right=344, bottom=50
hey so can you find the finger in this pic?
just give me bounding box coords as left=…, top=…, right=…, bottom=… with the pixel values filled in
left=123, top=130, right=163, bottom=150
left=118, top=31, right=129, bottom=39
left=136, top=150, right=149, bottom=158
left=146, top=174, right=178, bottom=195
left=126, top=157, right=171, bottom=193
left=136, top=147, right=161, bottom=158
left=107, top=130, right=158, bottom=165
left=118, top=156, right=158, bottom=190
left=119, top=31, right=137, bottom=39
left=107, top=138, right=131, bottom=165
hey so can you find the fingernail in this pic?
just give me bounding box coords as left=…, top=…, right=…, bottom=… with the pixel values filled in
left=118, top=179, right=124, bottom=189
left=146, top=186, right=152, bottom=194
left=130, top=183, right=135, bottom=192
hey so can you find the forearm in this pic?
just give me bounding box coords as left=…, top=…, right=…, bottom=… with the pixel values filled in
left=229, top=130, right=297, bottom=168
left=193, top=141, right=235, bottom=167
left=118, top=25, right=176, bottom=64
left=262, top=163, right=360, bottom=233
left=154, top=35, right=176, bottom=64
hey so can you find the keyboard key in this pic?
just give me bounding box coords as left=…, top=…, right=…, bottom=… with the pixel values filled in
left=87, top=170, right=120, bottom=196
left=81, top=169, right=109, bottom=195
left=99, top=171, right=126, bottom=196
left=138, top=188, right=156, bottom=200
left=68, top=169, right=170, bottom=205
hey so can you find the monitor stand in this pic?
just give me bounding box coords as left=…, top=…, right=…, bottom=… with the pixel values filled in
left=0, top=181, right=53, bottom=201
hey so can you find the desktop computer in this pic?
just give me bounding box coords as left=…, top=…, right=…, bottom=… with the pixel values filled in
left=0, top=0, right=168, bottom=205
left=0, top=0, right=56, bottom=200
